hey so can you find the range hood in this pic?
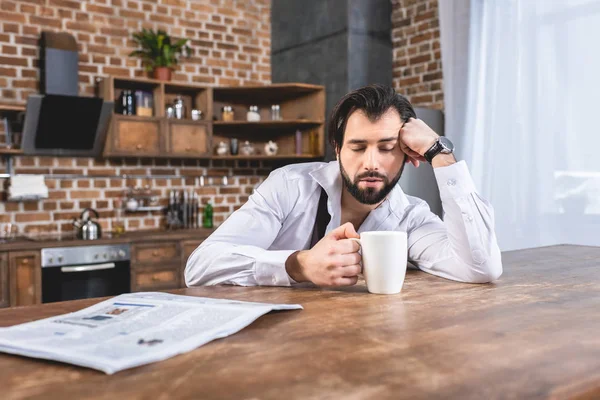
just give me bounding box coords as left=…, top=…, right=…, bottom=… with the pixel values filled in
left=21, top=32, right=113, bottom=157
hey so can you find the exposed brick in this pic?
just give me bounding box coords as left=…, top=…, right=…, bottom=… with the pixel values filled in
left=15, top=212, right=51, bottom=223
left=48, top=0, right=81, bottom=9
left=70, top=190, right=101, bottom=199
left=66, top=21, right=97, bottom=33
left=0, top=67, right=17, bottom=77
left=87, top=44, right=115, bottom=55
left=0, top=56, right=27, bottom=66
left=29, top=16, right=61, bottom=29
left=1, top=13, right=26, bottom=24
left=86, top=4, right=114, bottom=15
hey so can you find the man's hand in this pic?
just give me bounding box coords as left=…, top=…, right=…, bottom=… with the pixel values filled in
left=399, top=117, right=439, bottom=167
left=285, top=222, right=362, bottom=287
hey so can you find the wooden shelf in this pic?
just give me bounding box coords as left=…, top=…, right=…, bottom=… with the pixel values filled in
left=213, top=120, right=323, bottom=129
left=112, top=115, right=210, bottom=124
left=97, top=76, right=325, bottom=161
left=125, top=206, right=164, bottom=213
left=214, top=84, right=324, bottom=103
left=112, top=114, right=161, bottom=122
left=0, top=104, right=25, bottom=113
left=213, top=154, right=322, bottom=160
left=0, top=148, right=24, bottom=155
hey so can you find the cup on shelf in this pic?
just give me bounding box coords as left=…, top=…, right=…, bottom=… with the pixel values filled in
left=0, top=223, right=17, bottom=241
left=191, top=109, right=203, bottom=121
left=230, top=138, right=239, bottom=155
left=166, top=106, right=175, bottom=119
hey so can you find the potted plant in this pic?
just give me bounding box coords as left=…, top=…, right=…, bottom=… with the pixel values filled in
left=129, top=28, right=191, bottom=81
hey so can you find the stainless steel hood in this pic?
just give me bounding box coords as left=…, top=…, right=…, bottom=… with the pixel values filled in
left=20, top=31, right=113, bottom=157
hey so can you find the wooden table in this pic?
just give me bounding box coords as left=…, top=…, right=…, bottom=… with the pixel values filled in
left=1, top=245, right=600, bottom=400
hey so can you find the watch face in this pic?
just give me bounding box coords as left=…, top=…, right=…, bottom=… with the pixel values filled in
left=439, top=136, right=454, bottom=153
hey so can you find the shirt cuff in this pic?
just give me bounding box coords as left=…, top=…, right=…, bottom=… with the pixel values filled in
left=253, top=249, right=297, bottom=286
left=433, top=160, right=477, bottom=199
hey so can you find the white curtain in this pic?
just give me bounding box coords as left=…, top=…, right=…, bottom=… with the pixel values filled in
left=439, top=0, right=600, bottom=251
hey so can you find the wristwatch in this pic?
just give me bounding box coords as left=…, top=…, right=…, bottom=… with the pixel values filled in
left=424, top=136, right=454, bottom=163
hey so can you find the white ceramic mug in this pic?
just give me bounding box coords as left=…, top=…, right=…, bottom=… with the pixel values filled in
left=350, top=231, right=408, bottom=294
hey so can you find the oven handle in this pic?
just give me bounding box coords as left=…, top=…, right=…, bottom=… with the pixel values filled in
left=61, top=262, right=116, bottom=273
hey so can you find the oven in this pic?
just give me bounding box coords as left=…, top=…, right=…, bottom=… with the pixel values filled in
left=41, top=244, right=131, bottom=304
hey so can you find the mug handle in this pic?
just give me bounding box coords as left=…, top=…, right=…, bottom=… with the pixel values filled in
left=348, top=238, right=363, bottom=273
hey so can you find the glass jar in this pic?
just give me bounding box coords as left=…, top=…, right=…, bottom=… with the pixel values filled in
left=247, top=105, right=260, bottom=122
left=135, top=91, right=153, bottom=117
left=221, top=106, right=234, bottom=121
left=270, top=104, right=281, bottom=120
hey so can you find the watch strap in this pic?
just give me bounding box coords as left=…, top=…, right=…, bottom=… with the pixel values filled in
left=424, top=139, right=442, bottom=163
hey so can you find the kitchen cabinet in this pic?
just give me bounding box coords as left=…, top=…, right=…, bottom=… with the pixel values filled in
left=0, top=252, right=9, bottom=308
left=131, top=241, right=181, bottom=292
left=104, top=115, right=163, bottom=157
left=133, top=242, right=179, bottom=265
left=166, top=120, right=211, bottom=157
left=8, top=250, right=41, bottom=307
left=132, top=267, right=180, bottom=291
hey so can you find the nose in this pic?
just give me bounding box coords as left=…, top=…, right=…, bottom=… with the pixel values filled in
left=363, top=147, right=380, bottom=172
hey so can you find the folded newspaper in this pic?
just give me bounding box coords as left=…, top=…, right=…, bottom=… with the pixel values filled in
left=0, top=292, right=302, bottom=374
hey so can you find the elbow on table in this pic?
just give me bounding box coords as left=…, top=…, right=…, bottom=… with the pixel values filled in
left=466, top=248, right=503, bottom=283
left=184, top=248, right=210, bottom=287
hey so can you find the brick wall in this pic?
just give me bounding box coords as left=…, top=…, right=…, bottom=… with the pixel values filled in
left=391, top=0, right=443, bottom=110
left=0, top=0, right=443, bottom=237
left=0, top=0, right=272, bottom=236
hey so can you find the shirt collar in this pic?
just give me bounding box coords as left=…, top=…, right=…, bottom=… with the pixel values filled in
left=309, top=160, right=411, bottom=223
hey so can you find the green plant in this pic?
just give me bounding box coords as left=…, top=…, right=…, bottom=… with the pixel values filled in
left=129, top=28, right=191, bottom=72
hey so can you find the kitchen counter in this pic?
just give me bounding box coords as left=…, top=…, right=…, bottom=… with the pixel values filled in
left=0, top=228, right=216, bottom=251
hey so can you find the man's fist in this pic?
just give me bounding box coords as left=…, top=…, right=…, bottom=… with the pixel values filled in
left=285, top=222, right=362, bottom=286
left=399, top=117, right=439, bottom=167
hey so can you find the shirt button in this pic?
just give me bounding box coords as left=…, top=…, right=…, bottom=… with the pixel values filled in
left=466, top=215, right=473, bottom=222
left=447, top=179, right=456, bottom=186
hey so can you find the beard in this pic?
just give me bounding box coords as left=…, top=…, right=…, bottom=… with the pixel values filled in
left=340, top=159, right=405, bottom=205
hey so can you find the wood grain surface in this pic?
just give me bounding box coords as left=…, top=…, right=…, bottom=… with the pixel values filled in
left=1, top=245, right=599, bottom=400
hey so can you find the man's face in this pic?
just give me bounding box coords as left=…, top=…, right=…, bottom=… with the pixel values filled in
left=338, top=108, right=406, bottom=205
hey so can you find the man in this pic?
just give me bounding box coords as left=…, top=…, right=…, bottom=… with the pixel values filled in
left=186, top=85, right=502, bottom=287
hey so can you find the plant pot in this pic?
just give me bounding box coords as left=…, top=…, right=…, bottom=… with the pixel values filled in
left=153, top=67, right=172, bottom=81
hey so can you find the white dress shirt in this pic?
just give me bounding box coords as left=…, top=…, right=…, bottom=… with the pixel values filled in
left=185, top=160, right=502, bottom=287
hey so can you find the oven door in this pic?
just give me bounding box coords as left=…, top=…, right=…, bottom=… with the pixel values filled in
left=42, top=261, right=131, bottom=303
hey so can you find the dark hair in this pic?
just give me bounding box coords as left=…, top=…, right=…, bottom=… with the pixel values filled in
left=328, top=84, right=416, bottom=153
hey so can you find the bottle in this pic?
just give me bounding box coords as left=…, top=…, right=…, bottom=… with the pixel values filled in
left=295, top=129, right=302, bottom=155
left=203, top=202, right=213, bottom=228
left=126, top=90, right=136, bottom=115
left=173, top=95, right=186, bottom=119
left=270, top=104, right=281, bottom=120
